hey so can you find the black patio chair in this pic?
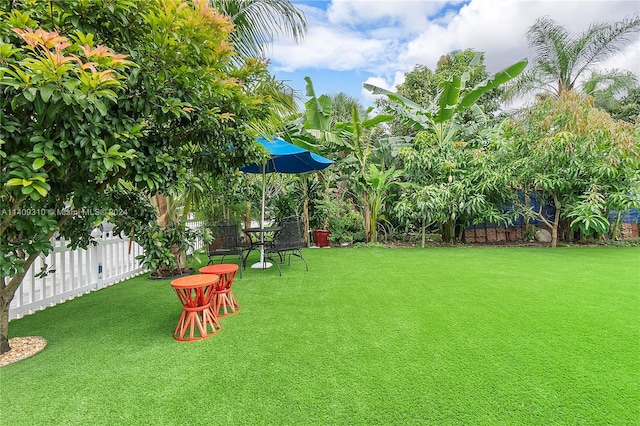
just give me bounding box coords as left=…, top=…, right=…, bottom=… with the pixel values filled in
left=207, top=219, right=248, bottom=278
left=265, top=215, right=309, bottom=276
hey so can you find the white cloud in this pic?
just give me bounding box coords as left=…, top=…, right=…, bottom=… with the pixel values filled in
left=398, top=0, right=640, bottom=74
left=327, top=0, right=461, bottom=33
left=268, top=25, right=393, bottom=72
left=270, top=0, right=640, bottom=101
left=599, top=40, right=640, bottom=76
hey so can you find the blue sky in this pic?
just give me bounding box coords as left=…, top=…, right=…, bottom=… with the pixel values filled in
left=267, top=0, right=640, bottom=108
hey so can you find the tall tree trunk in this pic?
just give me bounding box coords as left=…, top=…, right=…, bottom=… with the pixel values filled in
left=0, top=252, right=40, bottom=354
left=551, top=195, right=561, bottom=248
left=154, top=193, right=170, bottom=226
left=370, top=195, right=379, bottom=244
left=523, top=190, right=533, bottom=240
left=303, top=197, right=310, bottom=245
left=363, top=192, right=371, bottom=242
left=153, top=193, right=187, bottom=270
left=537, top=194, right=561, bottom=248
left=421, top=216, right=426, bottom=248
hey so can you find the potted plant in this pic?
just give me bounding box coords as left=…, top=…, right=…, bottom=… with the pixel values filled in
left=310, top=191, right=333, bottom=247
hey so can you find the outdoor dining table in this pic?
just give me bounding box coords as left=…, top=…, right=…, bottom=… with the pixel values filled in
left=242, top=226, right=281, bottom=269
left=170, top=274, right=221, bottom=342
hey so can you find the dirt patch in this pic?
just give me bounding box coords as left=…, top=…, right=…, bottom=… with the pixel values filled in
left=149, top=267, right=194, bottom=280
left=0, top=336, right=47, bottom=367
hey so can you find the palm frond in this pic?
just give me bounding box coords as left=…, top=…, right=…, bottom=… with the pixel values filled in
left=526, top=17, right=574, bottom=92
left=515, top=14, right=640, bottom=99
left=211, top=0, right=306, bottom=59
left=582, top=69, right=638, bottom=110
left=571, top=14, right=640, bottom=86
left=502, top=67, right=557, bottom=102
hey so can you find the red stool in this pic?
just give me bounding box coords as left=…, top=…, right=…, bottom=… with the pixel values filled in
left=170, top=274, right=221, bottom=341
left=199, top=264, right=240, bottom=317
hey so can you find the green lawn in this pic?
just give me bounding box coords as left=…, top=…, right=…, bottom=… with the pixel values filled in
left=1, top=247, right=639, bottom=425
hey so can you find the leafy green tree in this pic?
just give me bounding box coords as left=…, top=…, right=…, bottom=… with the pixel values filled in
left=396, top=129, right=521, bottom=244
left=0, top=0, right=272, bottom=353
left=330, top=106, right=393, bottom=242
left=503, top=91, right=640, bottom=247
left=365, top=53, right=527, bottom=146
left=284, top=77, right=340, bottom=239
left=360, top=164, right=402, bottom=243
left=158, top=0, right=306, bottom=240
left=330, top=92, right=367, bottom=124
left=0, top=25, right=138, bottom=354
left=378, top=50, right=503, bottom=139
left=400, top=49, right=503, bottom=115
left=506, top=15, right=640, bottom=100
left=207, top=1, right=308, bottom=233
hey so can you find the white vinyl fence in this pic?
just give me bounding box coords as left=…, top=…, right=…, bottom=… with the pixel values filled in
left=187, top=220, right=205, bottom=253
left=9, top=231, right=145, bottom=321
left=8, top=221, right=207, bottom=321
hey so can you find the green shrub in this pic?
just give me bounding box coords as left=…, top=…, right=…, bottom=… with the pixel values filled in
left=330, top=210, right=366, bottom=244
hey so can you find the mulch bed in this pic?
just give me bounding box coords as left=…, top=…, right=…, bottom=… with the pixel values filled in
left=0, top=336, right=47, bottom=367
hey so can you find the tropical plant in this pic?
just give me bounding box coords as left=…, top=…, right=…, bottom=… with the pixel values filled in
left=365, top=53, right=527, bottom=146
left=366, top=54, right=528, bottom=243
left=208, top=0, right=308, bottom=232
left=503, top=91, right=640, bottom=247
left=396, top=129, right=522, bottom=245
left=390, top=50, right=504, bottom=136
left=505, top=15, right=640, bottom=100
left=360, top=164, right=403, bottom=243
left=581, top=69, right=638, bottom=112
left=610, top=87, right=640, bottom=124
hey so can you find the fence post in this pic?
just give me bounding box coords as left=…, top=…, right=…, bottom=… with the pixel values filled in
left=90, top=228, right=104, bottom=290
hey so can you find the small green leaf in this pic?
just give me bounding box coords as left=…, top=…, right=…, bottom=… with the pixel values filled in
left=40, top=84, right=55, bottom=102
left=94, top=100, right=107, bottom=116
left=33, top=183, right=49, bottom=197
left=32, top=158, right=45, bottom=170
left=23, top=87, right=37, bottom=102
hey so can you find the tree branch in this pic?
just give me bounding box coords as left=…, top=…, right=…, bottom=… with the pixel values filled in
left=0, top=196, right=26, bottom=237
left=537, top=203, right=553, bottom=229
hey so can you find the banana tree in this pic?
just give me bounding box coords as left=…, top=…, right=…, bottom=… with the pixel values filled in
left=363, top=54, right=528, bottom=144
left=360, top=164, right=404, bottom=243
left=330, top=105, right=393, bottom=241
left=365, top=54, right=527, bottom=243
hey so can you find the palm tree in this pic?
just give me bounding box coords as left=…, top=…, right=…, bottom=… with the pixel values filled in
left=505, top=15, right=640, bottom=100
left=210, top=0, right=306, bottom=59
left=581, top=69, right=638, bottom=111
left=204, top=0, right=308, bottom=233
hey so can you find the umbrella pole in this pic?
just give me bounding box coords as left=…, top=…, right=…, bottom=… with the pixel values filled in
left=251, top=163, right=273, bottom=269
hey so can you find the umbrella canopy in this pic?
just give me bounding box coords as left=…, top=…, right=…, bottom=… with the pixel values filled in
left=240, top=137, right=334, bottom=174
left=240, top=137, right=333, bottom=269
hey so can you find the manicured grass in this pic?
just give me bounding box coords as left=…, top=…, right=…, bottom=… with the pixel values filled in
left=1, top=247, right=639, bottom=425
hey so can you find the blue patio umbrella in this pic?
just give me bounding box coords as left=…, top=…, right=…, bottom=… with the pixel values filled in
left=240, top=137, right=333, bottom=268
